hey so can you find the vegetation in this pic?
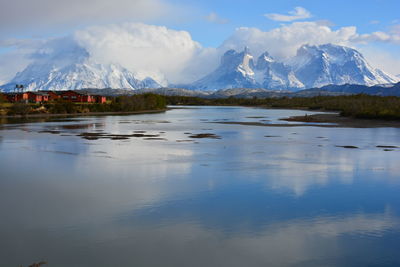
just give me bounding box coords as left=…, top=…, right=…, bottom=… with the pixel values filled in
left=2, top=93, right=166, bottom=116
left=110, top=93, right=166, bottom=112
left=0, top=93, right=6, bottom=103
left=165, top=94, right=400, bottom=120
left=7, top=103, right=32, bottom=115
left=2, top=92, right=400, bottom=120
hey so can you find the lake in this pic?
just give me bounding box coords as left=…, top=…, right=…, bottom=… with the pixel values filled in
left=1, top=106, right=400, bottom=267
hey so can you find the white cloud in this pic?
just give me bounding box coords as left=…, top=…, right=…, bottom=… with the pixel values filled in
left=0, top=23, right=218, bottom=85
left=0, top=38, right=46, bottom=84
left=358, top=46, right=400, bottom=76
left=353, top=31, right=400, bottom=44
left=74, top=23, right=210, bottom=84
left=1, top=21, right=400, bottom=85
left=219, top=21, right=400, bottom=75
left=390, top=24, right=400, bottom=35
left=265, top=7, right=312, bottom=22
left=220, top=22, right=357, bottom=60
left=75, top=22, right=400, bottom=80
left=205, top=12, right=229, bottom=24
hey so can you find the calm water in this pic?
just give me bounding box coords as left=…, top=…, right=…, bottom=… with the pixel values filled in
left=1, top=106, right=400, bottom=267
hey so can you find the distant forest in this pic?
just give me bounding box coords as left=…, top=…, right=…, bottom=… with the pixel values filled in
left=2, top=92, right=400, bottom=120
left=166, top=94, right=400, bottom=120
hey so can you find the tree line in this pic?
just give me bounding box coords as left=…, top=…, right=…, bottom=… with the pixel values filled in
left=0, top=93, right=166, bottom=115
left=165, top=94, right=400, bottom=120
left=2, top=91, right=400, bottom=120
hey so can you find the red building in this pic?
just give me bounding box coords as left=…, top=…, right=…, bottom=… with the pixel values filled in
left=94, top=95, right=107, bottom=104
left=40, top=91, right=60, bottom=101
left=5, top=90, right=106, bottom=104
left=27, top=92, right=49, bottom=103
left=5, top=92, right=50, bottom=103
left=60, top=91, right=96, bottom=103
left=5, top=92, right=29, bottom=103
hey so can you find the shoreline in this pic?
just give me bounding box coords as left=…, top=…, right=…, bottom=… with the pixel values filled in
left=182, top=105, right=400, bottom=128
left=0, top=109, right=167, bottom=120
left=215, top=113, right=400, bottom=128
left=2, top=105, right=400, bottom=128
left=174, top=105, right=400, bottom=128
left=280, top=113, right=400, bottom=128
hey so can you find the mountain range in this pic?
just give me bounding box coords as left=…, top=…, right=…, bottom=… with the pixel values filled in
left=0, top=43, right=398, bottom=92
left=187, top=44, right=398, bottom=91
left=77, top=82, right=400, bottom=98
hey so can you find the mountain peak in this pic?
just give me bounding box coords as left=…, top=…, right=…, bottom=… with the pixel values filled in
left=289, top=43, right=397, bottom=88
left=190, top=44, right=397, bottom=91
left=0, top=44, right=162, bottom=92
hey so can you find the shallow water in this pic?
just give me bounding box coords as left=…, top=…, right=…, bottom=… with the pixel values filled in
left=1, top=106, right=400, bottom=267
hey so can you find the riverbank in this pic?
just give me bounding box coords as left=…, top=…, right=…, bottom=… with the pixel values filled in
left=215, top=112, right=400, bottom=128
left=0, top=109, right=167, bottom=124
left=280, top=113, right=400, bottom=128
left=3, top=106, right=400, bottom=128
left=0, top=93, right=167, bottom=123
left=0, top=109, right=167, bottom=118
left=166, top=94, right=400, bottom=121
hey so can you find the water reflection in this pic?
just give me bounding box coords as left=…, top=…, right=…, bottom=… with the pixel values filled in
left=2, top=211, right=398, bottom=267
left=1, top=106, right=400, bottom=266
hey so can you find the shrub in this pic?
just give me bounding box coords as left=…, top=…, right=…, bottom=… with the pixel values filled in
left=8, top=103, right=32, bottom=115
left=0, top=93, right=6, bottom=103
left=48, top=100, right=77, bottom=114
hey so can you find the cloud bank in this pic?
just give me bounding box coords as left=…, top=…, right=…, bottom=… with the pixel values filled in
left=74, top=23, right=205, bottom=84
left=1, top=21, right=400, bottom=85
left=220, top=22, right=357, bottom=60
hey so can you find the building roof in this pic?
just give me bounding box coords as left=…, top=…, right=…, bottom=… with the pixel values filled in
left=28, top=92, right=49, bottom=96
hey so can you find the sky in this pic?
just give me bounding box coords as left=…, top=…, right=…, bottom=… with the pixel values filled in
left=0, top=0, right=399, bottom=84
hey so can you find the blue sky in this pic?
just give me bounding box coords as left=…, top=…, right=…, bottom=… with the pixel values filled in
left=168, top=0, right=399, bottom=47
left=0, top=0, right=399, bottom=83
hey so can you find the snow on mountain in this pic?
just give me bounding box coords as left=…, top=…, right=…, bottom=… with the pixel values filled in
left=189, top=44, right=398, bottom=91
left=188, top=47, right=258, bottom=91
left=289, top=44, right=398, bottom=88
left=1, top=41, right=398, bottom=92
left=254, top=52, right=304, bottom=90
left=0, top=42, right=161, bottom=92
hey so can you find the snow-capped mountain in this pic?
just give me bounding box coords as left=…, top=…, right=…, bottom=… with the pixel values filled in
left=189, top=44, right=398, bottom=91
left=254, top=52, right=304, bottom=90
left=289, top=44, right=398, bottom=88
left=0, top=42, right=161, bottom=92
left=188, top=47, right=305, bottom=91
left=189, top=47, right=258, bottom=90
left=1, top=42, right=398, bottom=92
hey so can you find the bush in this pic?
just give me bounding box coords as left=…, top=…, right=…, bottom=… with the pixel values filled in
left=110, top=94, right=166, bottom=112
left=48, top=100, right=78, bottom=114
left=0, top=93, right=6, bottom=103
left=8, top=103, right=31, bottom=115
